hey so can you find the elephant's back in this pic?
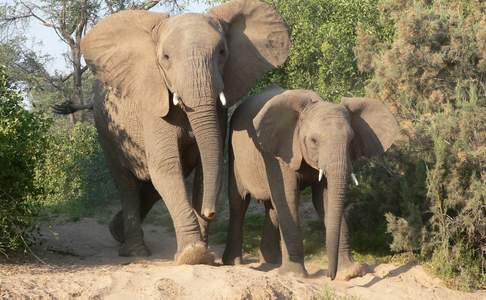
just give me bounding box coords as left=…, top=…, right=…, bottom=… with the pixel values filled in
left=230, top=85, right=286, bottom=132
left=93, top=87, right=150, bottom=180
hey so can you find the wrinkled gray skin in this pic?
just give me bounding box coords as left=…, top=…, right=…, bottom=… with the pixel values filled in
left=223, top=86, right=399, bottom=279
left=79, top=0, right=289, bottom=264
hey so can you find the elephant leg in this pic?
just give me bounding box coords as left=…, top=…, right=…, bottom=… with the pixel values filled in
left=222, top=170, right=250, bottom=265
left=265, top=158, right=306, bottom=277
left=335, top=218, right=368, bottom=280
left=152, top=165, right=213, bottom=265
left=144, top=119, right=212, bottom=265
left=109, top=210, right=125, bottom=243
left=259, top=201, right=281, bottom=264
left=322, top=189, right=367, bottom=280
left=114, top=170, right=151, bottom=257
left=109, top=182, right=160, bottom=244
left=311, top=182, right=325, bottom=224
left=139, top=182, right=162, bottom=219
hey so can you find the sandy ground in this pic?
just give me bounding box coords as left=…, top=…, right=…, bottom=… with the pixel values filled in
left=1, top=218, right=485, bottom=300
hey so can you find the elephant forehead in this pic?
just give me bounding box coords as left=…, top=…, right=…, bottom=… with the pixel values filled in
left=306, top=102, right=349, bottom=119
left=168, top=13, right=223, bottom=35
left=162, top=14, right=224, bottom=51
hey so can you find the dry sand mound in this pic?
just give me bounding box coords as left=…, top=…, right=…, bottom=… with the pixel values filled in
left=1, top=218, right=484, bottom=299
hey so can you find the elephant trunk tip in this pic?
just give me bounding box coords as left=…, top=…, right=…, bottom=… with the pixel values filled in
left=202, top=208, right=216, bottom=220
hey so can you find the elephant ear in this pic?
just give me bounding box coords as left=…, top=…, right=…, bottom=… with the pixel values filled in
left=209, top=0, right=290, bottom=106
left=81, top=10, right=170, bottom=117
left=341, top=97, right=399, bottom=159
left=253, top=88, right=319, bottom=170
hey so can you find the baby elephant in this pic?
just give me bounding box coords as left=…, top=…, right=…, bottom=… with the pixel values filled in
left=222, top=85, right=399, bottom=280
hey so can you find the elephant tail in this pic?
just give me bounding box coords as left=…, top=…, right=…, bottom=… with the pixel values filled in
left=51, top=101, right=94, bottom=115
left=52, top=79, right=103, bottom=115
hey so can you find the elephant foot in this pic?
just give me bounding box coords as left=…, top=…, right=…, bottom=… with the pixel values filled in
left=278, top=261, right=308, bottom=278
left=109, top=212, right=125, bottom=243
left=222, top=249, right=243, bottom=265
left=335, top=255, right=368, bottom=281
left=175, top=242, right=214, bottom=265
left=258, top=247, right=282, bottom=265
left=109, top=212, right=145, bottom=244
left=119, top=241, right=151, bottom=257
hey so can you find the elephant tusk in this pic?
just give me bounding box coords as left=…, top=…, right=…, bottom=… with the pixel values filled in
left=351, top=173, right=359, bottom=186
left=318, top=169, right=324, bottom=182
left=219, top=92, right=226, bottom=106
left=173, top=92, right=179, bottom=106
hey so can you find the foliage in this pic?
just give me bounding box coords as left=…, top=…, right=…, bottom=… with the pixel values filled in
left=0, top=66, right=49, bottom=254
left=0, top=59, right=116, bottom=252
left=354, top=0, right=486, bottom=290
left=34, top=122, right=117, bottom=220
left=256, top=0, right=392, bottom=101
left=0, top=37, right=81, bottom=134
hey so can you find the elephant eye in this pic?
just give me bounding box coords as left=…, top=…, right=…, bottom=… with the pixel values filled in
left=310, top=137, right=318, bottom=145
left=219, top=48, right=225, bottom=56
left=163, top=54, right=170, bottom=60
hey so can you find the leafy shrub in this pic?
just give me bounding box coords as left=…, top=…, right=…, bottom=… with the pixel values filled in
left=35, top=123, right=117, bottom=220
left=258, top=0, right=392, bottom=101
left=354, top=0, right=486, bottom=290
left=0, top=66, right=49, bottom=254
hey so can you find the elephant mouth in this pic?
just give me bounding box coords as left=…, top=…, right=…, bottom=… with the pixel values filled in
left=169, top=89, right=227, bottom=112
left=168, top=90, right=193, bottom=112
left=315, top=166, right=357, bottom=185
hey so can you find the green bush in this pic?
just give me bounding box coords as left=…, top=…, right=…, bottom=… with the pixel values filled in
left=0, top=64, right=115, bottom=254
left=258, top=0, right=392, bottom=101
left=35, top=123, right=117, bottom=220
left=0, top=66, right=49, bottom=254
left=354, top=0, right=486, bottom=290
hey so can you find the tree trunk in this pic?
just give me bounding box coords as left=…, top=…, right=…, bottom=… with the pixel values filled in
left=70, top=44, right=84, bottom=124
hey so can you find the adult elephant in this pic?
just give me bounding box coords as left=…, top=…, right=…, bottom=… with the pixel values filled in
left=73, top=0, right=290, bottom=264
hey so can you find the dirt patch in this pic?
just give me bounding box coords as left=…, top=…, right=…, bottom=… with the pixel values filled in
left=1, top=218, right=484, bottom=299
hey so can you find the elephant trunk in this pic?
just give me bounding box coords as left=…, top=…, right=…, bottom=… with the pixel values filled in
left=175, top=52, right=224, bottom=221
left=187, top=102, right=223, bottom=220
left=321, top=144, right=349, bottom=280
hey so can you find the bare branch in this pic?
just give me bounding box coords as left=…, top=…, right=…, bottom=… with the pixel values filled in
left=75, top=0, right=88, bottom=42
left=13, top=57, right=65, bottom=92
left=19, top=1, right=55, bottom=28
left=62, top=65, right=89, bottom=82
left=144, top=0, right=162, bottom=10
left=168, top=0, right=185, bottom=12
left=38, top=66, right=65, bottom=92
left=1, top=14, right=33, bottom=22
left=131, top=0, right=161, bottom=10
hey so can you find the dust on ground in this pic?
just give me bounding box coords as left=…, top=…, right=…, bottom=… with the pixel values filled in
left=0, top=218, right=484, bottom=300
